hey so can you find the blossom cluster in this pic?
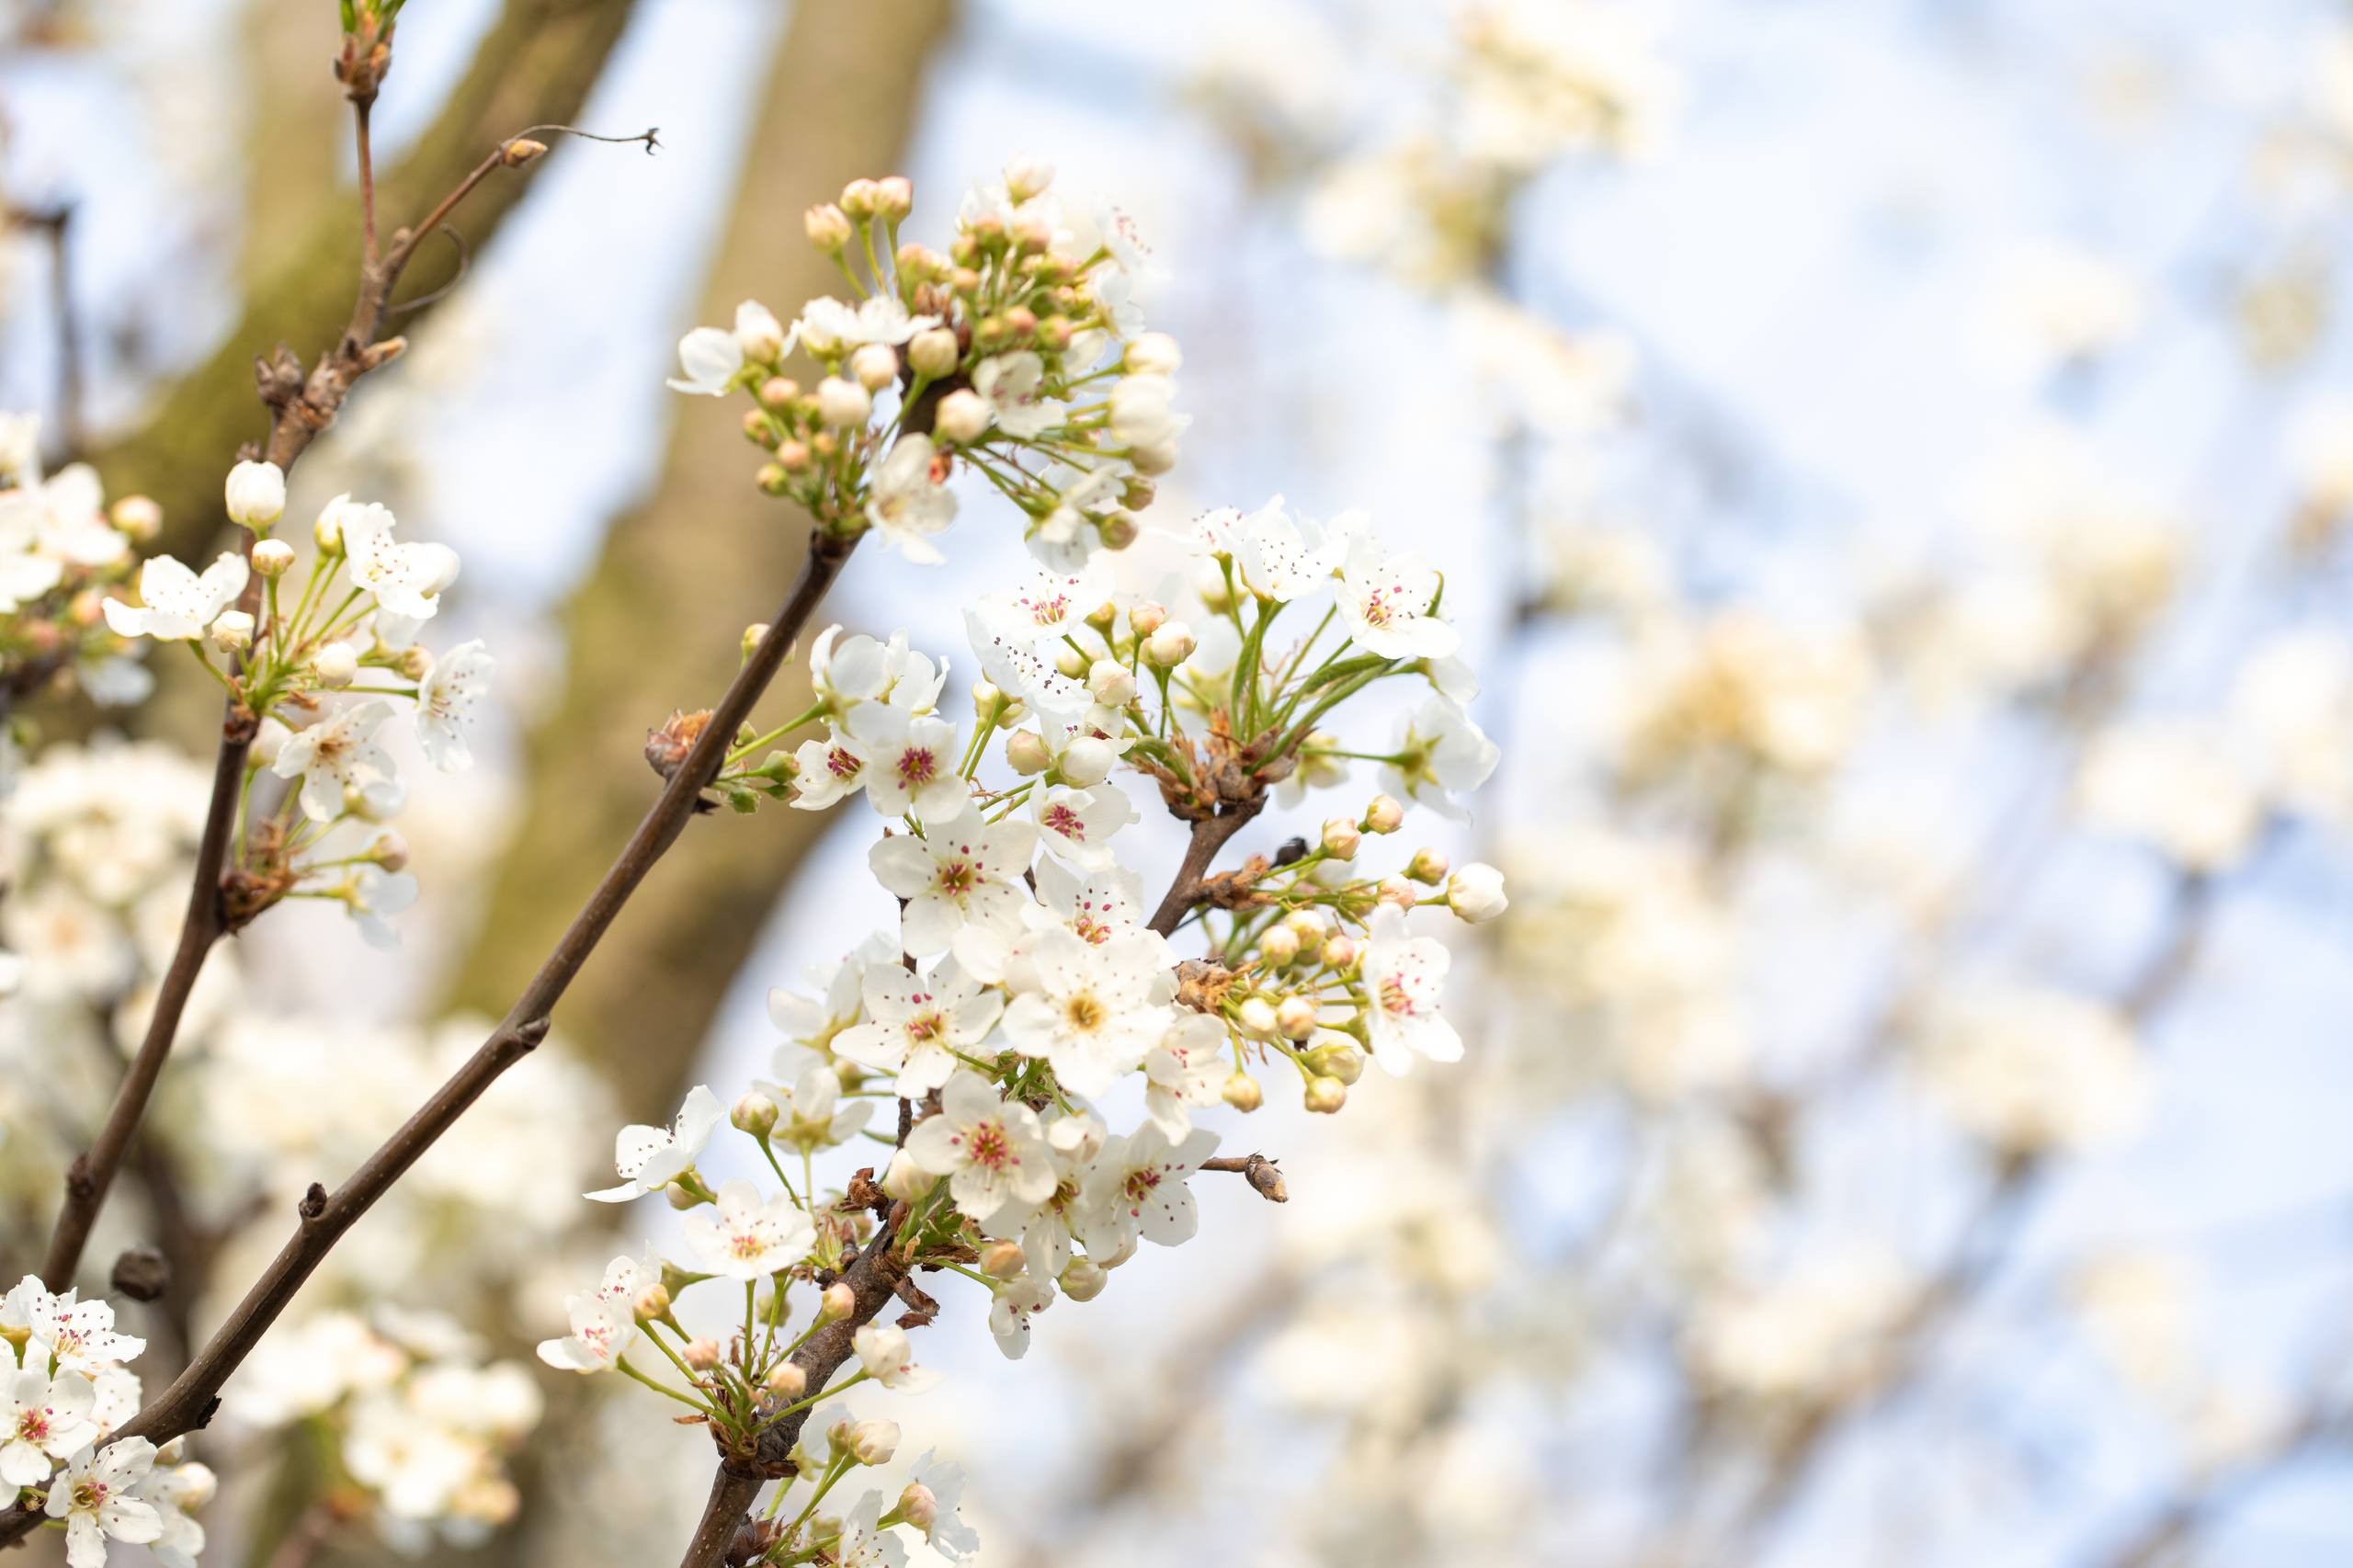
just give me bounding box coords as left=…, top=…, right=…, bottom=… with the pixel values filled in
left=0, top=1276, right=210, bottom=1567
left=0, top=415, right=163, bottom=746
left=518, top=162, right=1508, bottom=1564
left=95, top=470, right=493, bottom=948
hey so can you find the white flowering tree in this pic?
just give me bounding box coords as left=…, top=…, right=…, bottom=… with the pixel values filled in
left=0, top=5, right=1505, bottom=1564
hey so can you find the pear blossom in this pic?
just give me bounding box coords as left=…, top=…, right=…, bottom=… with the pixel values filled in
left=835, top=1489, right=911, bottom=1568
left=980, top=560, right=1113, bottom=647
left=769, top=931, right=901, bottom=1051
left=971, top=351, right=1065, bottom=437
left=907, top=1451, right=981, bottom=1561
left=1381, top=696, right=1501, bottom=822
left=904, top=1071, right=1057, bottom=1221
left=964, top=610, right=1092, bottom=718
left=810, top=626, right=947, bottom=715
left=271, top=699, right=398, bottom=822
left=44, top=1438, right=163, bottom=1567
left=1027, top=460, right=1132, bottom=570
left=415, top=639, right=494, bottom=771
left=1360, top=904, right=1463, bottom=1073
left=585, top=1084, right=723, bottom=1202
left=1001, top=926, right=1171, bottom=1096
left=1234, top=496, right=1345, bottom=602
left=666, top=325, right=744, bottom=396
left=682, top=1179, right=816, bottom=1280
left=866, top=435, right=957, bottom=564
left=868, top=808, right=1038, bottom=956
left=19, top=1285, right=145, bottom=1377
left=101, top=551, right=250, bottom=642
left=798, top=294, right=938, bottom=351
left=1337, top=540, right=1460, bottom=659
left=1, top=1367, right=98, bottom=1484
left=223, top=459, right=286, bottom=529
left=789, top=726, right=873, bottom=811
left=1143, top=1012, right=1230, bottom=1141
left=535, top=1256, right=645, bottom=1373
left=986, top=1272, right=1054, bottom=1360
left=847, top=704, right=968, bottom=824
left=1030, top=784, right=1138, bottom=870
left=851, top=1322, right=941, bottom=1393
left=1108, top=372, right=1181, bottom=449
left=834, top=959, right=1004, bottom=1096
left=345, top=864, right=419, bottom=949
left=328, top=496, right=459, bottom=622
left=134, top=1460, right=213, bottom=1568
left=1075, top=1122, right=1220, bottom=1256
left=771, top=1061, right=874, bottom=1150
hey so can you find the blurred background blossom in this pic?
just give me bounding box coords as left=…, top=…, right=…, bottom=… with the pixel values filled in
left=5, top=0, right=2353, bottom=1563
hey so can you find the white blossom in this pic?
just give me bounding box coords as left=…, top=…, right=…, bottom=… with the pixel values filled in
left=682, top=1179, right=815, bottom=1280
left=1360, top=904, right=1463, bottom=1073
left=329, top=496, right=459, bottom=623
left=1075, top=1122, right=1220, bottom=1256
left=415, top=639, right=494, bottom=771
left=851, top=1323, right=940, bottom=1393
left=1001, top=926, right=1172, bottom=1096
left=972, top=351, right=1065, bottom=437
left=271, top=699, right=399, bottom=822
left=1336, top=539, right=1460, bottom=660
left=1030, top=784, right=1137, bottom=870
left=534, top=1256, right=644, bottom=1374
left=904, top=1071, right=1058, bottom=1222
left=846, top=704, right=967, bottom=824
left=585, top=1084, right=723, bottom=1202
left=868, top=808, right=1038, bottom=956
left=44, top=1438, right=163, bottom=1567
left=834, top=959, right=1003, bottom=1097
left=865, top=435, right=956, bottom=564
left=0, top=1366, right=97, bottom=1484
left=101, top=551, right=250, bottom=642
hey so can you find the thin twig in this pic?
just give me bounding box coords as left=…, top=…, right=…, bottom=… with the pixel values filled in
left=1146, top=805, right=1262, bottom=937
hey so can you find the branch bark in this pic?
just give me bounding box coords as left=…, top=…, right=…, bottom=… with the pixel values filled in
left=1146, top=805, right=1264, bottom=937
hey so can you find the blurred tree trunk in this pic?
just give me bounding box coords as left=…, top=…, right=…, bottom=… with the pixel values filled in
left=437, top=0, right=956, bottom=1119
left=97, top=0, right=641, bottom=559
left=233, top=0, right=347, bottom=290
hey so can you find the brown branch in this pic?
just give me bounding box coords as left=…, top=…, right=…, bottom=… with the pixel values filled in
left=1145, top=803, right=1264, bottom=937
left=1200, top=1153, right=1288, bottom=1203
left=34, top=103, right=556, bottom=1291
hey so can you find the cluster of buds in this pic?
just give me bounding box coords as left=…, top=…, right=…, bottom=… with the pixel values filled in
left=666, top=159, right=1177, bottom=569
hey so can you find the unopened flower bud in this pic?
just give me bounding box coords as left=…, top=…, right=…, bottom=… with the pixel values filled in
left=1446, top=862, right=1508, bottom=923
left=1097, top=513, right=1140, bottom=551
left=665, top=1180, right=699, bottom=1210
left=1086, top=659, right=1137, bottom=705
left=1257, top=926, right=1300, bottom=966
left=735, top=301, right=787, bottom=362
left=1222, top=1073, right=1263, bottom=1112
left=765, top=1361, right=807, bottom=1398
left=759, top=376, right=800, bottom=412
left=851, top=343, right=899, bottom=392
left=313, top=503, right=345, bottom=553
left=817, top=377, right=872, bottom=428
left=1407, top=848, right=1449, bottom=885
left=313, top=641, right=358, bottom=687
left=682, top=1337, right=722, bottom=1370
left=252, top=538, right=295, bottom=578
left=1304, top=1075, right=1347, bottom=1114
left=110, top=494, right=161, bottom=542
left=743, top=623, right=770, bottom=660
left=909, top=326, right=960, bottom=380
left=1321, top=818, right=1360, bottom=859
left=1378, top=876, right=1418, bottom=911
left=776, top=439, right=811, bottom=472
left=849, top=1418, right=900, bottom=1465
left=1283, top=910, right=1326, bottom=945
left=882, top=1151, right=935, bottom=1201
left=935, top=388, right=989, bottom=444
left=392, top=645, right=430, bottom=680
left=251, top=721, right=289, bottom=768
left=1124, top=333, right=1182, bottom=376
left=874, top=175, right=914, bottom=220
left=208, top=610, right=254, bottom=652
left=1060, top=1257, right=1108, bottom=1301
left=1309, top=1033, right=1366, bottom=1085
left=899, top=1481, right=938, bottom=1529
left=1058, top=735, right=1115, bottom=787
left=1143, top=619, right=1196, bottom=667
left=1321, top=934, right=1358, bottom=971
left=633, top=1284, right=673, bottom=1324
left=369, top=831, right=409, bottom=872
left=225, top=460, right=286, bottom=531
left=1006, top=729, right=1052, bottom=775
left=1054, top=645, right=1087, bottom=679
left=972, top=680, right=1006, bottom=721
left=1362, top=795, right=1405, bottom=834
left=1003, top=155, right=1055, bottom=203
left=498, top=135, right=548, bottom=166
left=1129, top=600, right=1166, bottom=638
left=1129, top=439, right=1177, bottom=477
left=819, top=1281, right=857, bottom=1323
left=732, top=1091, right=779, bottom=1136
left=980, top=1240, right=1026, bottom=1278
left=839, top=177, right=881, bottom=218
left=806, top=202, right=852, bottom=251
left=1276, top=995, right=1318, bottom=1040
left=1236, top=996, right=1279, bottom=1040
